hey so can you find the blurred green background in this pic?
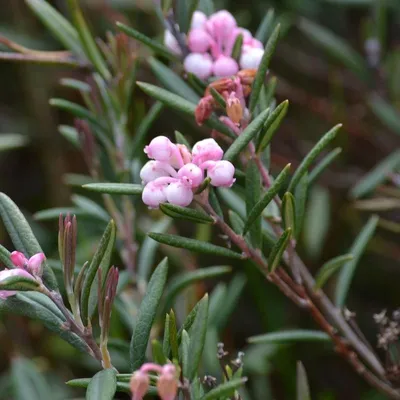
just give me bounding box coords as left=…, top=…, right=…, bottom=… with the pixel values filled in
left=0, top=0, right=399, bottom=399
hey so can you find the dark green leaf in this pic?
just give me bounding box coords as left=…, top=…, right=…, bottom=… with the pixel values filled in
left=256, top=100, right=289, bottom=153
left=148, top=233, right=244, bottom=259
left=0, top=193, right=58, bottom=290
left=200, top=378, right=247, bottom=400
left=298, top=18, right=369, bottom=81
left=249, top=24, right=280, bottom=112
left=169, top=309, right=179, bottom=361
left=288, top=124, right=341, bottom=192
left=116, top=23, right=178, bottom=61
left=181, top=330, right=190, bottom=378
left=209, top=87, right=226, bottom=108
left=268, top=228, right=292, bottom=272
left=282, top=192, right=296, bottom=233
left=246, top=160, right=262, bottom=248
left=256, top=9, right=275, bottom=43
left=224, top=107, right=271, bottom=161
left=308, top=148, right=342, bottom=185
left=160, top=203, right=214, bottom=224
left=368, top=95, right=400, bottom=136
left=174, top=131, right=191, bottom=148
left=0, top=134, right=28, bottom=152
left=297, top=361, right=311, bottom=400
left=86, top=369, right=116, bottom=400
left=209, top=188, right=224, bottom=220
left=228, top=211, right=245, bottom=235
left=80, top=220, right=116, bottom=325
left=82, top=183, right=143, bottom=195
left=177, top=302, right=199, bottom=343
left=314, top=254, right=354, bottom=290
left=130, top=258, right=168, bottom=370
left=335, top=216, right=379, bottom=307
left=162, top=313, right=170, bottom=357
left=187, top=294, right=209, bottom=380
left=294, top=173, right=308, bottom=238
left=71, top=194, right=109, bottom=222
left=0, top=244, right=14, bottom=269
left=350, top=149, right=400, bottom=199
left=243, top=164, right=291, bottom=234
left=248, top=329, right=330, bottom=344
left=152, top=340, right=167, bottom=365
left=231, top=33, right=243, bottom=60
left=60, top=78, right=91, bottom=92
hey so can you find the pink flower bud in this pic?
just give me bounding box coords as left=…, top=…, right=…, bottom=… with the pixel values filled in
left=240, top=47, right=264, bottom=69
left=213, top=56, right=239, bottom=77
left=130, top=370, right=150, bottom=400
left=164, top=30, right=182, bottom=55
left=207, top=160, right=236, bottom=187
left=0, top=268, right=36, bottom=299
left=27, top=253, right=46, bottom=277
left=184, top=53, right=213, bottom=79
left=144, top=136, right=175, bottom=162
left=207, top=10, right=237, bottom=39
left=140, top=161, right=177, bottom=184
left=0, top=290, right=16, bottom=300
left=157, top=364, right=178, bottom=400
left=191, top=11, right=207, bottom=30
left=10, top=251, right=28, bottom=268
left=192, top=138, right=224, bottom=165
left=188, top=28, right=212, bottom=53
left=177, top=144, right=192, bottom=164
left=165, top=179, right=193, bottom=207
left=195, top=95, right=215, bottom=126
left=177, top=163, right=204, bottom=187
left=142, top=181, right=168, bottom=209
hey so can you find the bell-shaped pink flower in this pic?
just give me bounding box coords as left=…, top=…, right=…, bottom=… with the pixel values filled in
left=144, top=136, right=176, bottom=163
left=177, top=144, right=192, bottom=164
left=206, top=10, right=237, bottom=41
left=207, top=160, right=236, bottom=187
left=10, top=251, right=28, bottom=268
left=188, top=28, right=212, bottom=53
left=191, top=11, right=207, bottom=30
left=142, top=180, right=168, bottom=209
left=140, top=160, right=177, bottom=184
left=164, top=30, right=182, bottom=55
left=157, top=364, right=178, bottom=400
left=213, top=56, right=239, bottom=77
left=177, top=163, right=204, bottom=187
left=130, top=370, right=150, bottom=400
left=165, top=179, right=193, bottom=207
left=27, top=253, right=45, bottom=277
left=240, top=46, right=264, bottom=69
left=192, top=138, right=224, bottom=165
left=184, top=53, right=213, bottom=79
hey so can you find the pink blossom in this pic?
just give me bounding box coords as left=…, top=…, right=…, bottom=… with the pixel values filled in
left=27, top=253, right=46, bottom=276
left=10, top=251, right=28, bottom=268
left=192, top=138, right=224, bottom=165
left=157, top=364, right=178, bottom=400
left=0, top=268, right=36, bottom=300
left=140, top=160, right=177, bottom=184
left=240, top=46, right=264, bottom=69
left=177, top=163, right=204, bottom=187
left=164, top=30, right=182, bottom=55
left=165, top=179, right=194, bottom=207
left=191, top=11, right=207, bottom=30
left=206, top=10, right=237, bottom=43
left=130, top=370, right=149, bottom=400
left=177, top=144, right=192, bottom=164
left=142, top=180, right=168, bottom=209
left=144, top=136, right=175, bottom=162
left=188, top=29, right=212, bottom=53
left=213, top=56, right=239, bottom=77
left=184, top=53, right=213, bottom=79
left=206, top=160, right=236, bottom=187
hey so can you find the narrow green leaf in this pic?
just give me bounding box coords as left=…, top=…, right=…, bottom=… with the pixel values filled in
left=117, top=23, right=178, bottom=61
left=198, top=0, right=214, bottom=14
left=177, top=0, right=189, bottom=33
left=68, top=378, right=153, bottom=394
left=308, top=147, right=342, bottom=185
left=149, top=57, right=199, bottom=103
left=209, top=188, right=224, bottom=220
left=335, top=215, right=379, bottom=307
left=288, top=124, right=341, bottom=192
left=60, top=78, right=91, bottom=92
left=82, top=183, right=143, bottom=195
left=80, top=220, right=116, bottom=325
left=268, top=228, right=292, bottom=272
left=224, top=107, right=271, bottom=161
left=350, top=149, right=400, bottom=199
left=0, top=193, right=58, bottom=290
left=228, top=211, right=245, bottom=235
left=177, top=302, right=199, bottom=343
left=33, top=208, right=81, bottom=221
left=159, top=203, right=214, bottom=224
left=0, top=245, right=13, bottom=269
left=181, top=330, right=190, bottom=378
left=282, top=192, right=296, bottom=233
left=231, top=33, right=243, bottom=61
left=297, top=362, right=311, bottom=400
left=163, top=266, right=231, bottom=311
left=67, top=0, right=110, bottom=79
left=174, top=131, right=191, bottom=149
left=71, top=194, right=109, bottom=222
left=249, top=24, right=280, bottom=113
left=314, top=254, right=354, bottom=290
left=12, top=357, right=51, bottom=400
left=130, top=258, right=168, bottom=370
left=256, top=100, right=289, bottom=153
left=368, top=95, right=400, bottom=136
left=248, top=329, right=330, bottom=344
left=162, top=313, right=170, bottom=357
left=246, top=160, right=262, bottom=248
left=298, top=18, right=369, bottom=81
left=243, top=164, right=291, bottom=234
left=200, top=378, right=247, bottom=400
left=169, top=309, right=179, bottom=361
left=256, top=9, right=275, bottom=43
left=209, top=87, right=226, bottom=108
left=152, top=340, right=167, bottom=365
left=0, top=134, right=28, bottom=152
left=137, top=218, right=171, bottom=288
left=86, top=369, right=116, bottom=400
left=58, top=125, right=80, bottom=148
left=148, top=233, right=244, bottom=259
left=294, top=173, right=308, bottom=238
left=25, top=0, right=84, bottom=55
left=187, top=294, right=209, bottom=380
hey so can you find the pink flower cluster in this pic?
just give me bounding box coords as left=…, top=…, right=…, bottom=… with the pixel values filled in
left=164, top=10, right=264, bottom=79
left=130, top=363, right=178, bottom=400
left=0, top=251, right=45, bottom=299
left=141, top=136, right=235, bottom=208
